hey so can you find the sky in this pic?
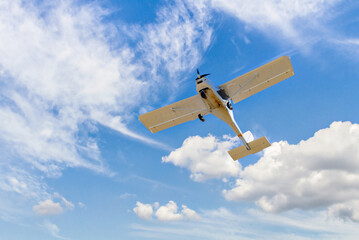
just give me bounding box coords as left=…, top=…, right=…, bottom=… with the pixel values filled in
left=1, top=0, right=359, bottom=239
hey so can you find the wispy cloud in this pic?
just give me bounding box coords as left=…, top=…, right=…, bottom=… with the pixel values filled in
left=42, top=220, right=69, bottom=240
left=0, top=0, right=213, bottom=221
left=205, top=0, right=341, bottom=47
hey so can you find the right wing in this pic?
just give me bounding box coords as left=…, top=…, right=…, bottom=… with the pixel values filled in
left=139, top=95, right=208, bottom=133
left=219, top=56, right=294, bottom=104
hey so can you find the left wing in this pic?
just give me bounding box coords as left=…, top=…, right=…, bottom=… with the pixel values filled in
left=219, top=56, right=294, bottom=104
left=139, top=95, right=208, bottom=133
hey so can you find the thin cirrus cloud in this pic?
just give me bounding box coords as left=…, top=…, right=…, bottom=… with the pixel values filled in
left=42, top=220, right=68, bottom=240
left=0, top=0, right=212, bottom=220
left=204, top=0, right=342, bottom=49
left=133, top=201, right=200, bottom=221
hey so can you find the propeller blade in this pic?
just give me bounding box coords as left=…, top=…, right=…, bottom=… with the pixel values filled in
left=201, top=73, right=210, bottom=78
left=195, top=69, right=210, bottom=80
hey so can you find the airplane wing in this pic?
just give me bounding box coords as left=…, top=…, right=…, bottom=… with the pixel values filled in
left=139, top=95, right=208, bottom=133
left=219, top=56, right=294, bottom=104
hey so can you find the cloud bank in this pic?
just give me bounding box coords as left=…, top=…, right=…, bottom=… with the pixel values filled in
left=223, top=121, right=359, bottom=220
left=165, top=121, right=359, bottom=222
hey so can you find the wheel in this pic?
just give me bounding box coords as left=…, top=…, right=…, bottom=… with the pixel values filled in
left=226, top=101, right=233, bottom=110
left=198, top=114, right=205, bottom=122
left=200, top=90, right=207, bottom=99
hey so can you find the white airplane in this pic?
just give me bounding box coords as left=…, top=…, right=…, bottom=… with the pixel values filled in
left=139, top=56, right=294, bottom=160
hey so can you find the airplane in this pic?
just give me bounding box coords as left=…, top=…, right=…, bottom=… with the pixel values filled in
left=139, top=56, right=294, bottom=160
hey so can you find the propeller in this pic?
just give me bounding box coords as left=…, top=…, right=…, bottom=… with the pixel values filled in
left=196, top=69, right=210, bottom=80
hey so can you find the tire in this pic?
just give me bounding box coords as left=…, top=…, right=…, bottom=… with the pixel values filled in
left=200, top=90, right=207, bottom=99
left=226, top=101, right=233, bottom=110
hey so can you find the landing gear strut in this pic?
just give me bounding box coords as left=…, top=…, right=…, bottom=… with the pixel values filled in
left=198, top=114, right=205, bottom=122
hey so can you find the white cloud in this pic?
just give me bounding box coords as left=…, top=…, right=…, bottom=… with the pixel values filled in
left=137, top=0, right=212, bottom=85
left=182, top=205, right=201, bottom=220
left=78, top=202, right=86, bottom=209
left=0, top=0, right=212, bottom=221
left=32, top=193, right=73, bottom=216
left=162, top=134, right=241, bottom=182
left=119, top=193, right=136, bottom=199
left=155, top=201, right=184, bottom=221
left=0, top=0, right=212, bottom=175
left=42, top=220, right=68, bottom=240
left=53, top=192, right=74, bottom=211
left=33, top=200, right=63, bottom=216
left=134, top=201, right=200, bottom=222
left=205, top=0, right=341, bottom=47
left=223, top=121, right=359, bottom=222
left=131, top=207, right=359, bottom=240
left=133, top=202, right=154, bottom=220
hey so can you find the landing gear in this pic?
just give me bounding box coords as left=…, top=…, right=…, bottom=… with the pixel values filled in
left=200, top=90, right=207, bottom=99
left=226, top=101, right=233, bottom=110
left=198, top=114, right=205, bottom=122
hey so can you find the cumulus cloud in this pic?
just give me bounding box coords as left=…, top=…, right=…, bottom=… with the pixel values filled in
left=134, top=201, right=200, bottom=221
left=223, top=121, right=359, bottom=222
left=133, top=202, right=154, bottom=220
left=155, top=201, right=184, bottom=221
left=162, top=134, right=241, bottom=182
left=32, top=194, right=74, bottom=217
left=33, top=200, right=63, bottom=216
left=182, top=204, right=201, bottom=220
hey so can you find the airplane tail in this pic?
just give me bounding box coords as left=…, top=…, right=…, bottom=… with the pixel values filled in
left=228, top=136, right=270, bottom=161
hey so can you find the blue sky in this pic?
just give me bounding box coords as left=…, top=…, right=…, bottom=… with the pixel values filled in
left=1, top=0, right=359, bottom=239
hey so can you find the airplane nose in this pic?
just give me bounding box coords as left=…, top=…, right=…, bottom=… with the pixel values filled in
left=196, top=69, right=210, bottom=80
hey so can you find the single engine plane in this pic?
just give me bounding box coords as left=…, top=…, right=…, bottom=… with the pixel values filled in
left=139, top=56, right=294, bottom=160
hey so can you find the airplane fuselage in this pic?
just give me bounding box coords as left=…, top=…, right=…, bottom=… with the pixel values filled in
left=195, top=77, right=250, bottom=149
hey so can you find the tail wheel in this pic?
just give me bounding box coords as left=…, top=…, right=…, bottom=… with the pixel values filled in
left=198, top=114, right=205, bottom=122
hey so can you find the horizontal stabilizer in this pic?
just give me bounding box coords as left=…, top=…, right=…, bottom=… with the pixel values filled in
left=228, top=136, right=271, bottom=161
